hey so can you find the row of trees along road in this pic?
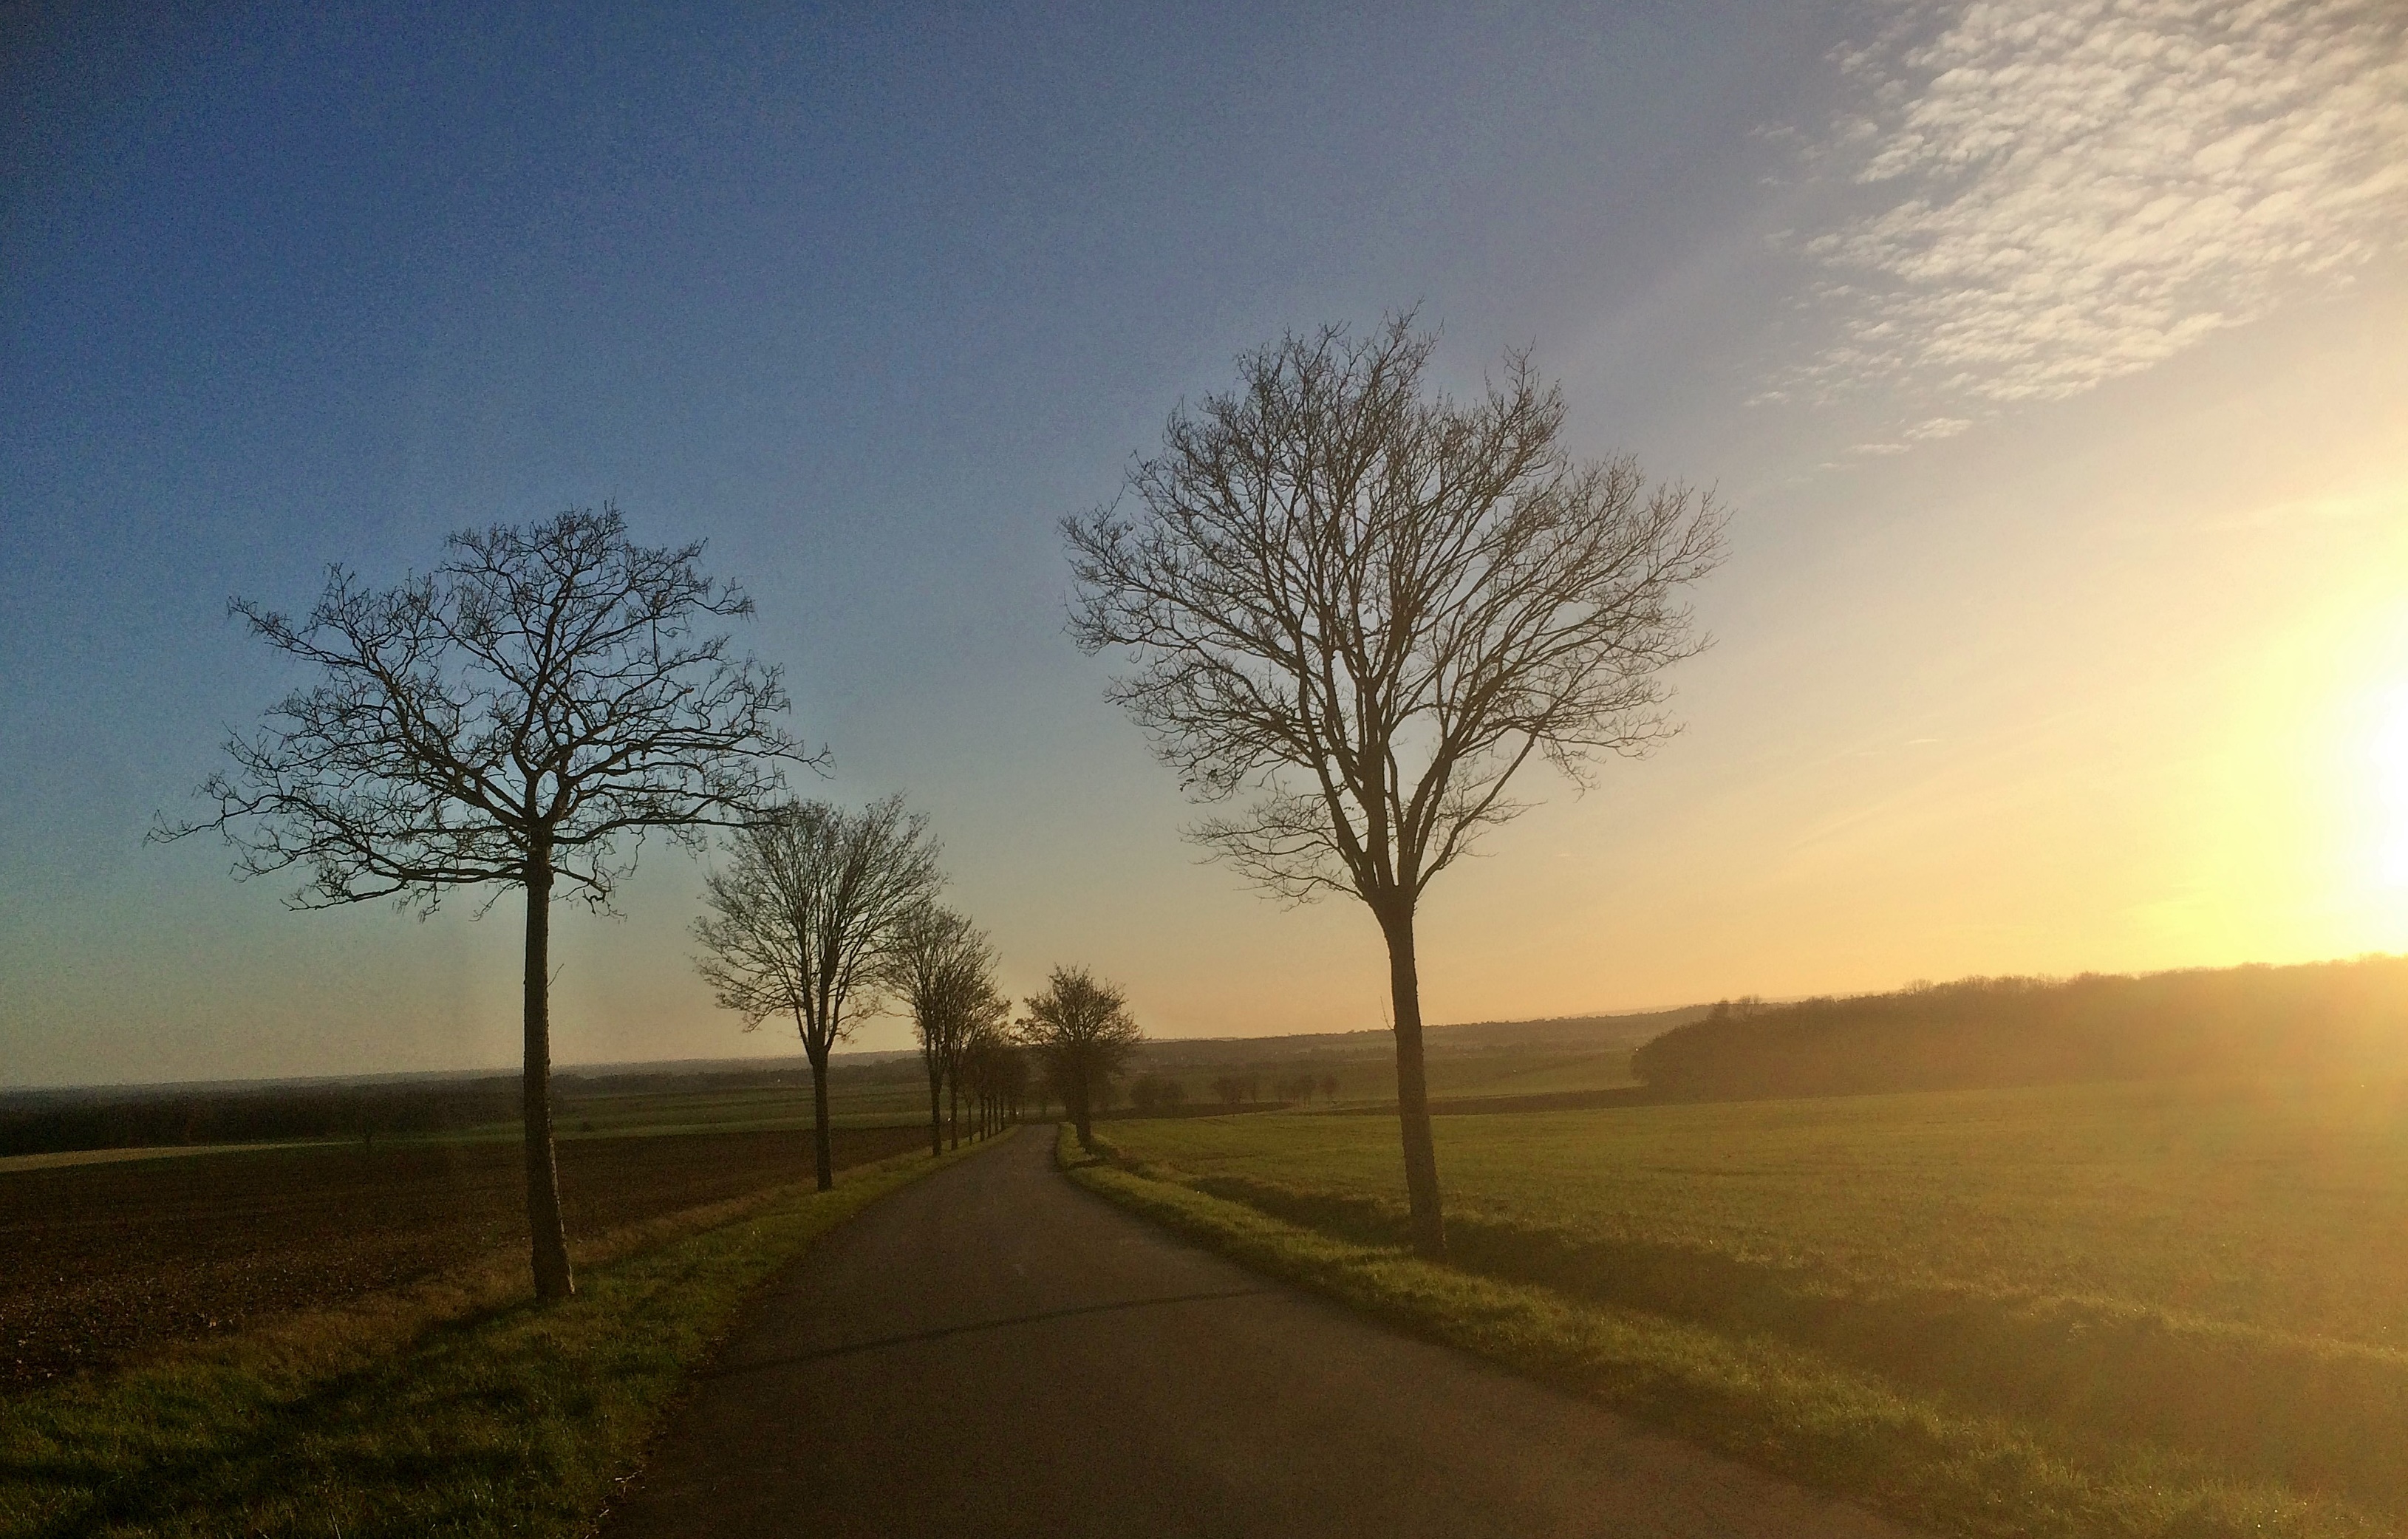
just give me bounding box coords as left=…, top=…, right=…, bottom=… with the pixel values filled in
left=691, top=796, right=944, bottom=1190
left=155, top=307, right=1708, bottom=1286
left=1067, top=315, right=1725, bottom=1260
left=158, top=493, right=1137, bottom=1299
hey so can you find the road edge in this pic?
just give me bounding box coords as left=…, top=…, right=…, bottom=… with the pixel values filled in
left=1056, top=1126, right=2386, bottom=1539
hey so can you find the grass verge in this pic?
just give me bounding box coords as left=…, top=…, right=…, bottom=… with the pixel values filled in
left=1, top=1136, right=992, bottom=1538
left=1059, top=1125, right=2390, bottom=1539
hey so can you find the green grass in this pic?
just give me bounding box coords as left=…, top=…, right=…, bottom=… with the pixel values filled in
left=0, top=1137, right=991, bottom=1538
left=1074, top=1079, right=2408, bottom=1538
left=1128, top=1044, right=1640, bottom=1109
left=504, top=1079, right=932, bottom=1142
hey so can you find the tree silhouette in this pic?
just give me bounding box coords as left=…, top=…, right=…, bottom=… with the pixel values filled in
left=1067, top=317, right=1723, bottom=1257
left=695, top=796, right=941, bottom=1190
left=884, top=904, right=1001, bottom=1158
left=158, top=507, right=800, bottom=1297
left=1022, top=966, right=1142, bottom=1150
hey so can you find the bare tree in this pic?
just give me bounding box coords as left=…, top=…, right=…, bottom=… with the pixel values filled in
left=694, top=796, right=940, bottom=1190
left=156, top=507, right=800, bottom=1297
left=884, top=904, right=997, bottom=1158
left=960, top=1020, right=1023, bottom=1139
left=999, top=1046, right=1032, bottom=1123
left=1020, top=966, right=1143, bottom=1150
left=944, top=979, right=1009, bottom=1150
left=1066, top=317, right=1724, bottom=1258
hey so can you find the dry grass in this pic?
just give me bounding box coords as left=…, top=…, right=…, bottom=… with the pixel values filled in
left=0, top=1139, right=987, bottom=1538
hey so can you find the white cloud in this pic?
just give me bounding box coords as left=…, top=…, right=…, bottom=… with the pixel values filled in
left=1783, top=0, right=2408, bottom=407
left=1905, top=416, right=1973, bottom=439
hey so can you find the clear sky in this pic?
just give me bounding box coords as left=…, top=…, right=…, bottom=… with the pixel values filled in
left=4, top=1, right=2404, bottom=1087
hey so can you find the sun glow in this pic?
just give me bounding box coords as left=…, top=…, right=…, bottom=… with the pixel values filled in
left=2312, top=602, right=2408, bottom=945
left=2364, top=683, right=2408, bottom=891
left=2181, top=581, right=2408, bottom=963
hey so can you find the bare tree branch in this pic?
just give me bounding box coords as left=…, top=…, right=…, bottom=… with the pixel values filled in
left=1063, top=315, right=1727, bottom=1255
left=151, top=504, right=807, bottom=1299
left=693, top=796, right=944, bottom=1188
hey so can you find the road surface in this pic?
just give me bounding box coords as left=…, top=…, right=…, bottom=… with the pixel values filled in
left=607, top=1125, right=1920, bottom=1538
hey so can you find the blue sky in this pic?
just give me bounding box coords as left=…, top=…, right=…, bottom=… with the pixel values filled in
left=5, top=1, right=2405, bottom=1085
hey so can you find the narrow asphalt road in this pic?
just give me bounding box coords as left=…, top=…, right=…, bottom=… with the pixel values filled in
left=607, top=1125, right=1920, bottom=1538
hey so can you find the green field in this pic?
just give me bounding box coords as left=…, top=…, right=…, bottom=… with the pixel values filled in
left=1091, top=1078, right=2408, bottom=1537
left=550, top=1079, right=930, bottom=1139
left=1121, top=1018, right=1655, bottom=1109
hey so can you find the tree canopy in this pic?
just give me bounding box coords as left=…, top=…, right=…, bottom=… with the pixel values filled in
left=1065, top=317, right=1724, bottom=1256
left=160, top=506, right=800, bottom=1297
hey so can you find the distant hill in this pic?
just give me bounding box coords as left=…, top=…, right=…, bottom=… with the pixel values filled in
left=1630, top=956, right=2408, bottom=1099
left=1426, top=1006, right=1709, bottom=1051
left=1135, top=1006, right=1708, bottom=1068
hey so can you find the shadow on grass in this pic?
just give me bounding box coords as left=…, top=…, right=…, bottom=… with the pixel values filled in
left=1, top=1147, right=981, bottom=1539
left=1124, top=1160, right=2408, bottom=1514
left=8, top=1264, right=695, bottom=1538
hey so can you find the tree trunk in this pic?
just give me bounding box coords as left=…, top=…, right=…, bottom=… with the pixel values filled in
left=522, top=845, right=575, bottom=1299
left=1072, top=1079, right=1094, bottom=1150
left=947, top=1074, right=959, bottom=1151
left=924, top=1058, right=944, bottom=1158
left=808, top=1045, right=834, bottom=1192
left=1382, top=907, right=1447, bottom=1260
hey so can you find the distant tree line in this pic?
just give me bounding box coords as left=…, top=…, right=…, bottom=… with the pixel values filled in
left=1630, top=956, right=2408, bottom=1099
left=0, top=1081, right=524, bottom=1158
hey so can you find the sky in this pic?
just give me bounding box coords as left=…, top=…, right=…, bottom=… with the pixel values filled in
left=3, top=1, right=2404, bottom=1087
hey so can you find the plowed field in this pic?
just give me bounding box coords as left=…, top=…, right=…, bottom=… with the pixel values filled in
left=1, top=1124, right=927, bottom=1392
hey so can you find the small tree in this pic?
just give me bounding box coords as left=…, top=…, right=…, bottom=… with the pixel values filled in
left=992, top=1040, right=1032, bottom=1127
left=884, top=904, right=997, bottom=1158
left=694, top=796, right=940, bottom=1189
left=1067, top=316, right=1723, bottom=1258
left=1022, top=966, right=1143, bottom=1150
left=157, top=507, right=799, bottom=1299
left=944, top=982, right=1009, bottom=1150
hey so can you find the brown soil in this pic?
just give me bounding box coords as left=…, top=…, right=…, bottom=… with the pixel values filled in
left=0, top=1123, right=928, bottom=1393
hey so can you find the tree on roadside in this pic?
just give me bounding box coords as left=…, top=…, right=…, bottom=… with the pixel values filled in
left=884, top=904, right=999, bottom=1158
left=1021, top=966, right=1143, bottom=1150
left=694, top=796, right=941, bottom=1190
left=1000, top=1047, right=1033, bottom=1122
left=156, top=507, right=800, bottom=1298
left=961, top=1022, right=1023, bottom=1139
left=945, top=980, right=1010, bottom=1149
left=1066, top=316, right=1725, bottom=1258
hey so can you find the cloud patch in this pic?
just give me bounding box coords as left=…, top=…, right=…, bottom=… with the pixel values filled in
left=1785, top=0, right=2408, bottom=407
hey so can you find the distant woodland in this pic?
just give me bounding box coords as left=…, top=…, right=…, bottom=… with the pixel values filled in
left=1631, top=956, right=2408, bottom=1098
